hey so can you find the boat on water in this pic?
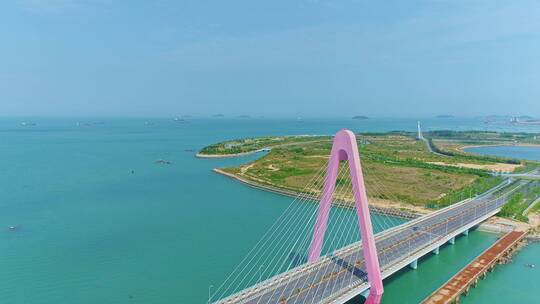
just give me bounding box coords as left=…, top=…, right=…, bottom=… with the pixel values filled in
left=20, top=122, right=36, bottom=126
left=154, top=159, right=173, bottom=165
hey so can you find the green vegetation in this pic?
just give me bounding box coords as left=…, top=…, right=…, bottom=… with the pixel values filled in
left=427, top=138, right=520, bottom=164
left=532, top=200, right=540, bottom=213
left=500, top=192, right=528, bottom=222
left=199, top=135, right=327, bottom=155
left=499, top=184, right=540, bottom=221
left=427, top=130, right=540, bottom=145
left=428, top=176, right=503, bottom=209
left=201, top=131, right=539, bottom=211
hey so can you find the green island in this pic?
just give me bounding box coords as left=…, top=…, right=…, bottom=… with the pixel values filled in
left=199, top=130, right=540, bottom=221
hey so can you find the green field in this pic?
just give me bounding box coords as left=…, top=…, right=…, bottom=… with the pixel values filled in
left=199, top=131, right=540, bottom=211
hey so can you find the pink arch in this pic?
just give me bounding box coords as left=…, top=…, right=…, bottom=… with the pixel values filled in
left=307, top=129, right=383, bottom=304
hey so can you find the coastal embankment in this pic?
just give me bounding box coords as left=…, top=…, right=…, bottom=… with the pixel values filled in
left=214, top=168, right=421, bottom=220
left=422, top=230, right=528, bottom=304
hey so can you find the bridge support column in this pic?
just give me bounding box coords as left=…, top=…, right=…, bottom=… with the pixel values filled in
left=462, top=229, right=469, bottom=236
left=360, top=289, right=370, bottom=299
left=432, top=247, right=440, bottom=255
left=448, top=237, right=455, bottom=245
left=307, top=129, right=384, bottom=304
left=409, top=259, right=418, bottom=270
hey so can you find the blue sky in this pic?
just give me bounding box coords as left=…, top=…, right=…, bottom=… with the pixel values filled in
left=1, top=0, right=540, bottom=117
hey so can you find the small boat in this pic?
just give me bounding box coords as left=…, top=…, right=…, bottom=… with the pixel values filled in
left=20, top=122, right=36, bottom=126
left=526, top=264, right=536, bottom=268
left=8, top=226, right=16, bottom=231
left=154, top=159, right=173, bottom=165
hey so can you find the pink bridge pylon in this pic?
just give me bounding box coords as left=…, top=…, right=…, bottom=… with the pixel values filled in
left=307, top=129, right=383, bottom=304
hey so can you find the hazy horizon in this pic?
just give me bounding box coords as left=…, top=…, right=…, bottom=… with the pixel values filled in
left=2, top=1, right=540, bottom=117
left=1, top=113, right=537, bottom=120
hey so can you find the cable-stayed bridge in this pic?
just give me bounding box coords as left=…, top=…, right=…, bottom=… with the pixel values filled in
left=210, top=129, right=533, bottom=304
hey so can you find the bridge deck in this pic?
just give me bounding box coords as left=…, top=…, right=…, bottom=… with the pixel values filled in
left=216, top=180, right=525, bottom=304
left=422, top=230, right=526, bottom=304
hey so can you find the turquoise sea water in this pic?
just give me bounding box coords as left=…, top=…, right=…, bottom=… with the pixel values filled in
left=465, top=145, right=540, bottom=162
left=461, top=145, right=540, bottom=304
left=1, top=117, right=539, bottom=303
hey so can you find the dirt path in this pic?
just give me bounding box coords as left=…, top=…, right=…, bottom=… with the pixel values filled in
left=427, top=161, right=521, bottom=172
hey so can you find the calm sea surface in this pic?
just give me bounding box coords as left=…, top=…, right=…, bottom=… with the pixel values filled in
left=461, top=145, right=540, bottom=304
left=0, top=117, right=538, bottom=303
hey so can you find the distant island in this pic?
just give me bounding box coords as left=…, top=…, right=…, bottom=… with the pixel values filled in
left=238, top=115, right=251, bottom=119
left=436, top=115, right=455, bottom=118
left=352, top=115, right=369, bottom=120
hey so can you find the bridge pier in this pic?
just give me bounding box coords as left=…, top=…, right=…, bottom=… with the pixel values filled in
left=462, top=229, right=469, bottom=236
left=448, top=237, right=455, bottom=245
left=432, top=247, right=440, bottom=255
left=360, top=289, right=370, bottom=299
left=409, top=259, right=418, bottom=270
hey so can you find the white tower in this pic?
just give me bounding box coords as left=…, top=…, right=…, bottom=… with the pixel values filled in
left=417, top=121, right=423, bottom=140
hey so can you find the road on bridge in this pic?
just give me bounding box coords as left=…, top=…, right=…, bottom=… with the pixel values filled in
left=215, top=179, right=528, bottom=304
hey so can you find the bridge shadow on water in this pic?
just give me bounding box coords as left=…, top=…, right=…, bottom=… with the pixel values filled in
left=330, top=254, right=369, bottom=304
left=329, top=254, right=368, bottom=281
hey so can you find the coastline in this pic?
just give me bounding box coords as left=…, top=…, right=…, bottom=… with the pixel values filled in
left=195, top=138, right=328, bottom=158
left=196, top=149, right=268, bottom=158
left=213, top=168, right=422, bottom=220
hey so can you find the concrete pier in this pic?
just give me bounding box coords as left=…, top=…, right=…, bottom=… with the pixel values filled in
left=422, top=231, right=527, bottom=304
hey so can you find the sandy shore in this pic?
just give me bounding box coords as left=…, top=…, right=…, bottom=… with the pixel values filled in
left=427, top=161, right=521, bottom=172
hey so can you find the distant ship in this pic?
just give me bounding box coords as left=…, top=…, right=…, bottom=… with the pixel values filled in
left=20, top=122, right=36, bottom=126
left=352, top=116, right=369, bottom=120
left=510, top=116, right=540, bottom=125
left=173, top=117, right=186, bottom=122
